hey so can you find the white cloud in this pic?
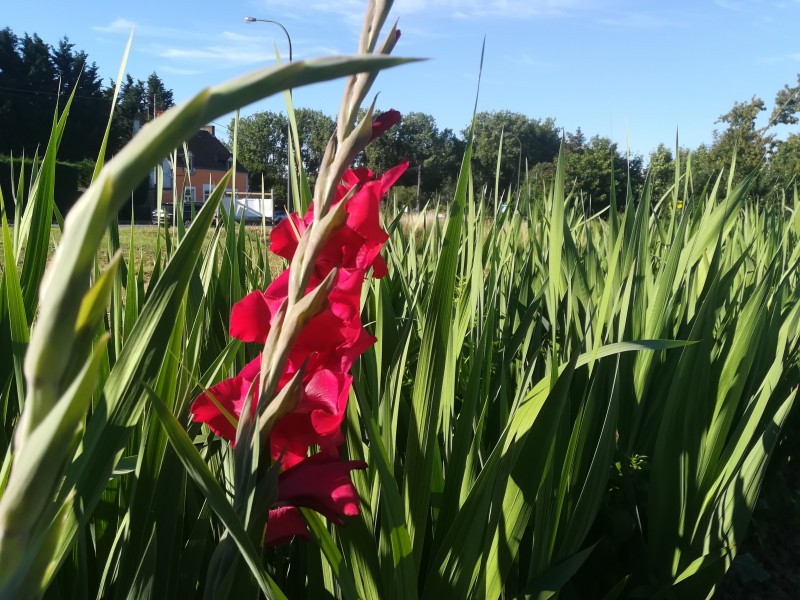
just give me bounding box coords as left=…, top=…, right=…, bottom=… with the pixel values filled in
left=598, top=13, right=677, bottom=27
left=260, top=0, right=593, bottom=21
left=505, top=52, right=555, bottom=69
left=756, top=52, right=800, bottom=64
left=93, top=18, right=201, bottom=41
left=93, top=18, right=137, bottom=34
left=714, top=0, right=744, bottom=10
left=160, top=45, right=272, bottom=67
left=159, top=66, right=202, bottom=76
left=394, top=0, right=587, bottom=18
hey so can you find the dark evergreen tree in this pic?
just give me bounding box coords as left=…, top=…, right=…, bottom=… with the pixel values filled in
left=144, top=72, right=174, bottom=120
left=0, top=28, right=26, bottom=155
left=107, top=75, right=146, bottom=155
left=51, top=37, right=106, bottom=161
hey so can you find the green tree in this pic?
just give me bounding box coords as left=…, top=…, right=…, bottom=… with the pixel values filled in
left=295, top=108, right=335, bottom=179
left=0, top=28, right=27, bottom=155
left=562, top=134, right=644, bottom=211
left=764, top=133, right=800, bottom=193
left=708, top=96, right=771, bottom=190
left=770, top=74, right=800, bottom=126
left=647, top=143, right=675, bottom=201
left=701, top=79, right=800, bottom=196
left=364, top=110, right=463, bottom=205
left=468, top=110, right=560, bottom=195
left=107, top=75, right=145, bottom=155
left=107, top=72, right=175, bottom=155
left=232, top=110, right=290, bottom=196
left=144, top=72, right=174, bottom=120
left=0, top=31, right=55, bottom=156
left=51, top=37, right=106, bottom=161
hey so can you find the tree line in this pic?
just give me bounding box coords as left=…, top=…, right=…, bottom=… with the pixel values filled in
left=234, top=77, right=800, bottom=209
left=2, top=25, right=798, bottom=209
left=0, top=27, right=175, bottom=164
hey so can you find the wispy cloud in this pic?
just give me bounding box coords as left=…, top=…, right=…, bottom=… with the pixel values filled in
left=504, top=52, right=555, bottom=69
left=94, top=18, right=326, bottom=71
left=598, top=12, right=677, bottom=28
left=159, top=44, right=272, bottom=67
left=395, top=0, right=588, bottom=18
left=92, top=18, right=137, bottom=34
left=159, top=66, right=202, bottom=76
left=756, top=52, right=800, bottom=64
left=93, top=18, right=202, bottom=42
left=714, top=0, right=744, bottom=10
left=261, top=0, right=595, bottom=21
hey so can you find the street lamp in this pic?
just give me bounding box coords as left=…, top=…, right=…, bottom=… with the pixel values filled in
left=507, top=133, right=523, bottom=199
left=244, top=16, right=294, bottom=212
left=243, top=17, right=293, bottom=62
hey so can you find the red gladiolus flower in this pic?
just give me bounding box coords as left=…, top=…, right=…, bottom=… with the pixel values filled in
left=370, top=109, right=401, bottom=141
left=190, top=110, right=407, bottom=547
left=270, top=160, right=409, bottom=280
left=190, top=368, right=256, bottom=442
left=281, top=453, right=366, bottom=518
left=264, top=506, right=307, bottom=546
left=191, top=357, right=353, bottom=458
left=263, top=453, right=366, bottom=546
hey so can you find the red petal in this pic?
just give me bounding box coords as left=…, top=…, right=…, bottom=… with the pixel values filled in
left=370, top=109, right=401, bottom=141
left=264, top=506, right=308, bottom=546
left=269, top=213, right=306, bottom=260
left=379, top=159, right=410, bottom=195
left=277, top=453, right=367, bottom=524
left=230, top=290, right=273, bottom=344
left=372, top=254, right=389, bottom=278
left=191, top=376, right=249, bottom=442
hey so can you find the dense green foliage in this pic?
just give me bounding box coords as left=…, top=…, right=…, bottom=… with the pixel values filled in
left=0, top=27, right=174, bottom=160
left=233, top=76, right=800, bottom=212
left=0, top=4, right=798, bottom=598
left=2, top=74, right=798, bottom=600
left=231, top=108, right=335, bottom=197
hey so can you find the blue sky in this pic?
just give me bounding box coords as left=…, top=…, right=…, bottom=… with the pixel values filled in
left=5, top=0, right=800, bottom=157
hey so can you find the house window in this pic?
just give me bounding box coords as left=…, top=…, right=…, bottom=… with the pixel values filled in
left=202, top=183, right=214, bottom=201
left=182, top=151, right=196, bottom=173
left=183, top=186, right=196, bottom=202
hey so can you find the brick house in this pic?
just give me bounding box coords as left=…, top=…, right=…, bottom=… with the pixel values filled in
left=151, top=125, right=248, bottom=208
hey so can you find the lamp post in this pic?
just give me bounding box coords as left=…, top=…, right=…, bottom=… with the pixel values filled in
left=243, top=17, right=293, bottom=62
left=507, top=133, right=523, bottom=199
left=244, top=16, right=294, bottom=213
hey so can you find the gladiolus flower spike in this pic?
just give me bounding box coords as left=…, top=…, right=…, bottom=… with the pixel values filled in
left=190, top=117, right=407, bottom=546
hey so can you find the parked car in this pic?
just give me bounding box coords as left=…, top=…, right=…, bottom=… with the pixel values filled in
left=151, top=201, right=205, bottom=226
left=272, top=206, right=287, bottom=225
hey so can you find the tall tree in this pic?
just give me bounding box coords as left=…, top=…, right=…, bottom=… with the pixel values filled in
left=764, top=133, right=800, bottom=193
left=295, top=108, right=335, bottom=178
left=107, top=75, right=145, bottom=155
left=0, top=28, right=123, bottom=160
left=0, top=28, right=26, bottom=155
left=13, top=33, right=54, bottom=155
left=770, top=74, right=800, bottom=126
left=51, top=37, right=106, bottom=161
left=232, top=110, right=290, bottom=196
left=144, top=72, right=174, bottom=120
left=647, top=143, right=676, bottom=201
left=365, top=110, right=464, bottom=203
left=709, top=96, right=771, bottom=188
left=562, top=134, right=644, bottom=211
left=468, top=110, right=560, bottom=195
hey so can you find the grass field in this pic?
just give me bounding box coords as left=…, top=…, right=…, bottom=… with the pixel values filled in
left=0, top=223, right=285, bottom=286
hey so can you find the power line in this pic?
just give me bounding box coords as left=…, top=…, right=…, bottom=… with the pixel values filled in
left=0, top=84, right=109, bottom=101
